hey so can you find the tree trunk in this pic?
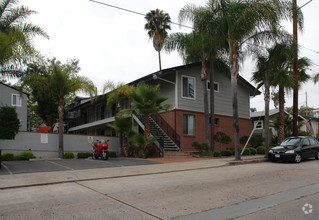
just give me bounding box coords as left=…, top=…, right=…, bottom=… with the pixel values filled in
left=229, top=49, right=240, bottom=161
left=278, top=85, right=285, bottom=142
left=58, top=99, right=64, bottom=158
left=201, top=61, right=210, bottom=145
left=209, top=59, right=215, bottom=151
left=158, top=50, right=162, bottom=71
left=264, top=81, right=270, bottom=157
left=123, top=135, right=128, bottom=157
left=143, top=114, right=150, bottom=158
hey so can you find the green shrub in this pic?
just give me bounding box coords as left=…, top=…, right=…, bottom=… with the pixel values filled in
left=192, top=142, right=209, bottom=154
left=221, top=150, right=232, bottom=156
left=213, top=151, right=220, bottom=157
left=1, top=152, right=14, bottom=161
left=256, top=146, right=266, bottom=154
left=128, top=145, right=140, bottom=157
left=298, top=131, right=311, bottom=136
left=241, top=148, right=250, bottom=156
left=0, top=106, right=20, bottom=139
left=249, top=148, right=257, bottom=155
left=18, top=151, right=36, bottom=160
left=63, top=152, right=74, bottom=159
left=226, top=147, right=235, bottom=155
left=145, top=145, right=158, bottom=158
left=109, top=151, right=117, bottom=158
left=271, top=135, right=278, bottom=145
left=77, top=152, right=93, bottom=159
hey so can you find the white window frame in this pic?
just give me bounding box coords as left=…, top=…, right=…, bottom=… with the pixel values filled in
left=12, top=94, right=22, bottom=107
left=183, top=114, right=195, bottom=136
left=181, top=75, right=196, bottom=100
left=207, top=81, right=219, bottom=92
left=254, top=120, right=263, bottom=129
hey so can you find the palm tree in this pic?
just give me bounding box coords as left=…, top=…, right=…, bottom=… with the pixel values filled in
left=129, top=83, right=171, bottom=157
left=194, top=0, right=289, bottom=160
left=23, top=58, right=96, bottom=158
left=165, top=31, right=212, bottom=146
left=144, top=8, right=171, bottom=71
left=131, top=133, right=157, bottom=158
left=107, top=116, right=132, bottom=157
left=270, top=43, right=310, bottom=142
left=103, top=81, right=133, bottom=113
left=252, top=55, right=272, bottom=156
left=166, top=4, right=228, bottom=150
left=251, top=41, right=298, bottom=155
left=0, top=0, right=48, bottom=76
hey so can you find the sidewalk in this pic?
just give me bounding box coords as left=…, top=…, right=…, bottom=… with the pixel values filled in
left=0, top=155, right=266, bottom=190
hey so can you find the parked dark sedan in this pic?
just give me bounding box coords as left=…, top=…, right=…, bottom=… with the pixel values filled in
left=268, top=136, right=319, bottom=163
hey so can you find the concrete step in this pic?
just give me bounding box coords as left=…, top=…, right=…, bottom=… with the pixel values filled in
left=163, top=151, right=191, bottom=158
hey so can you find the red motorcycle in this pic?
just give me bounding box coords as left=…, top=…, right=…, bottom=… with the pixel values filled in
left=92, top=139, right=109, bottom=160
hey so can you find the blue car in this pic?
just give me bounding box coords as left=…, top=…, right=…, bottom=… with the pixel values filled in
left=268, top=136, right=319, bottom=163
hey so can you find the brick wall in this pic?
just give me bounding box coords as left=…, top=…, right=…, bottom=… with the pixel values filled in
left=160, top=109, right=252, bottom=152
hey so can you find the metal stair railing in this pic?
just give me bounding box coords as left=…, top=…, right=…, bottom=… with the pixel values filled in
left=150, top=114, right=180, bottom=148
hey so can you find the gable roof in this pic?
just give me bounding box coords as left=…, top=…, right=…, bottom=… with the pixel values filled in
left=0, top=81, right=29, bottom=96
left=129, top=62, right=261, bottom=97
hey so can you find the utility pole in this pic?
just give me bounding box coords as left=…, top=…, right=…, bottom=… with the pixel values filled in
left=306, top=92, right=308, bottom=116
left=292, top=0, right=299, bottom=136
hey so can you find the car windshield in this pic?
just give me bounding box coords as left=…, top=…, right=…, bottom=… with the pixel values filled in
left=280, top=138, right=301, bottom=146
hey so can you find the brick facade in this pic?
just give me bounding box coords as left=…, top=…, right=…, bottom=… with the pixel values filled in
left=160, top=109, right=252, bottom=152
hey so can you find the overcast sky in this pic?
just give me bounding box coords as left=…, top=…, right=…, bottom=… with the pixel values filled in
left=21, top=0, right=319, bottom=111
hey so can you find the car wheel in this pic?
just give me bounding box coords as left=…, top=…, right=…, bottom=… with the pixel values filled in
left=315, top=151, right=319, bottom=160
left=294, top=153, right=302, bottom=163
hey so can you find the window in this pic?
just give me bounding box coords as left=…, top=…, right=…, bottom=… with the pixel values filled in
left=182, top=76, right=195, bottom=99
left=309, top=138, right=318, bottom=145
left=209, top=117, right=219, bottom=126
left=254, top=120, right=263, bottom=129
left=12, top=94, right=22, bottom=107
left=207, top=81, right=219, bottom=92
left=183, top=114, right=195, bottom=135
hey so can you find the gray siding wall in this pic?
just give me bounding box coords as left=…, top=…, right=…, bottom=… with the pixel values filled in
left=0, top=83, right=28, bottom=130
left=176, top=66, right=251, bottom=119
left=148, top=72, right=176, bottom=108
left=0, top=132, right=120, bottom=158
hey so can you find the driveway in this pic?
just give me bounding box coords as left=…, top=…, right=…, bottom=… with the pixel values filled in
left=0, top=158, right=161, bottom=175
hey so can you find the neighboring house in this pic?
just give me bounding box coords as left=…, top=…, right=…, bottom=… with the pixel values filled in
left=300, top=115, right=319, bottom=137
left=68, top=62, right=260, bottom=152
left=0, top=82, right=28, bottom=131
left=251, top=109, right=319, bottom=143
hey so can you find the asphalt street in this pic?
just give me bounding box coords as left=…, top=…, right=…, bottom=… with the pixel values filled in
left=0, top=158, right=161, bottom=175
left=0, top=158, right=318, bottom=219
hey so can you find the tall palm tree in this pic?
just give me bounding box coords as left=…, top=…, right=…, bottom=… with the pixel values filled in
left=166, top=3, right=228, bottom=150
left=23, top=58, right=96, bottom=158
left=144, top=8, right=171, bottom=71
left=129, top=83, right=171, bottom=157
left=165, top=31, right=211, bottom=146
left=0, top=0, right=48, bottom=76
left=195, top=0, right=289, bottom=160
left=252, top=55, right=272, bottom=156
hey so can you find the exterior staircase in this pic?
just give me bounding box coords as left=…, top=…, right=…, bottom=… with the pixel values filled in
left=133, top=114, right=180, bottom=152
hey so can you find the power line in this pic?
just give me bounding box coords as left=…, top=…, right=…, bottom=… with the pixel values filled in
left=299, top=0, right=313, bottom=9
left=88, top=0, right=193, bottom=29
left=89, top=0, right=319, bottom=65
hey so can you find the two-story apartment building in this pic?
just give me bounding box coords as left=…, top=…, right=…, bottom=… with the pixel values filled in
left=0, top=82, right=28, bottom=131
left=67, top=63, right=260, bottom=152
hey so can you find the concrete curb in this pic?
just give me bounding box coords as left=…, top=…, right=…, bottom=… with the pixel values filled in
left=229, top=158, right=268, bottom=166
